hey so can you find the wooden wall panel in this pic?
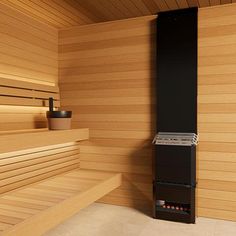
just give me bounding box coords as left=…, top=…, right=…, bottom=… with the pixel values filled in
left=0, top=2, right=58, bottom=131
left=59, top=3, right=236, bottom=221
left=197, top=3, right=236, bottom=221
left=59, top=15, right=156, bottom=210
left=0, top=2, right=58, bottom=85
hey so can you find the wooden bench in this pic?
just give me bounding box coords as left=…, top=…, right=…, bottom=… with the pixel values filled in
left=0, top=129, right=122, bottom=236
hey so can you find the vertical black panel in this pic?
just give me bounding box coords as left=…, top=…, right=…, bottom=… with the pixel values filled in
left=156, top=8, right=197, bottom=133
left=153, top=8, right=198, bottom=224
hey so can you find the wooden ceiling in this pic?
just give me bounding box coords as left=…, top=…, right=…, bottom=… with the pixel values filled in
left=1, top=0, right=235, bottom=29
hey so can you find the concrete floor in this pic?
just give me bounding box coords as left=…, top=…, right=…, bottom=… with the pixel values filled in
left=44, top=203, right=236, bottom=236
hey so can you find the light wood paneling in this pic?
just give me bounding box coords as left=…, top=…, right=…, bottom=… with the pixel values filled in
left=0, top=2, right=58, bottom=132
left=59, top=3, right=236, bottom=221
left=197, top=3, right=236, bottom=221
left=0, top=106, right=47, bottom=131
left=59, top=15, right=156, bottom=210
left=0, top=0, right=234, bottom=29
left=0, top=2, right=58, bottom=85
left=0, top=78, right=60, bottom=108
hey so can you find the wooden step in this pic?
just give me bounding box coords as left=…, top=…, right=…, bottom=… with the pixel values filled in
left=0, top=169, right=122, bottom=236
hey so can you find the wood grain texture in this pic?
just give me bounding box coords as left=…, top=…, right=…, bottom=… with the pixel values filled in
left=0, top=78, right=60, bottom=108
left=59, top=3, right=236, bottom=221
left=0, top=143, right=80, bottom=195
left=0, top=128, right=89, bottom=154
left=0, top=128, right=88, bottom=195
left=0, top=0, right=234, bottom=29
left=59, top=15, right=156, bottom=210
left=0, top=169, right=122, bottom=236
left=197, top=4, right=236, bottom=221
left=0, top=2, right=58, bottom=132
left=0, top=2, right=57, bottom=85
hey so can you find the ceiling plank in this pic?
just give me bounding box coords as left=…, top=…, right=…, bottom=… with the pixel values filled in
left=198, top=0, right=210, bottom=7
left=109, top=0, right=133, bottom=18
left=31, top=0, right=81, bottom=25
left=141, top=0, right=160, bottom=14
left=130, top=0, right=152, bottom=15
left=187, top=0, right=199, bottom=7
left=153, top=0, right=169, bottom=11
left=95, top=0, right=120, bottom=20
left=177, top=0, right=189, bottom=8
left=24, top=0, right=71, bottom=26
left=129, top=0, right=148, bottom=16
left=101, top=0, right=127, bottom=20
left=221, top=0, right=232, bottom=4
left=1, top=0, right=66, bottom=28
left=1, top=0, right=234, bottom=29
left=74, top=0, right=107, bottom=22
left=118, top=0, right=143, bottom=17
left=209, top=0, right=220, bottom=6
left=58, top=0, right=95, bottom=24
left=165, top=0, right=179, bottom=10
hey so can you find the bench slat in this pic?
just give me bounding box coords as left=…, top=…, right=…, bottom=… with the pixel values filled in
left=0, top=165, right=78, bottom=194
left=0, top=159, right=80, bottom=187
left=0, top=154, right=79, bottom=180
left=0, top=169, right=122, bottom=236
left=0, top=204, right=39, bottom=215
left=0, top=149, right=79, bottom=173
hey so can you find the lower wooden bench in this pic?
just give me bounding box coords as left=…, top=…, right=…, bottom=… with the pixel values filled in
left=0, top=169, right=122, bottom=236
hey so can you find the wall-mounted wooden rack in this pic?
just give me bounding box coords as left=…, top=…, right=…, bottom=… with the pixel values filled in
left=0, top=78, right=60, bottom=107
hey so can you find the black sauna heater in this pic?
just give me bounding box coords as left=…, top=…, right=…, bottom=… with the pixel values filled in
left=153, top=8, right=198, bottom=223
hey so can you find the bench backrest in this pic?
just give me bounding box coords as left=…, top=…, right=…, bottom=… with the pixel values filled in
left=0, top=143, right=79, bottom=194
left=0, top=78, right=60, bottom=107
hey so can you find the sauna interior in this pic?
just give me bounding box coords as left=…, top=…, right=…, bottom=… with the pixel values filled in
left=0, top=0, right=236, bottom=235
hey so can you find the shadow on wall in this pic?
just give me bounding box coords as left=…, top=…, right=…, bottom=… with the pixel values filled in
left=88, top=140, right=153, bottom=216
left=124, top=140, right=154, bottom=216
left=0, top=113, right=47, bottom=131
left=136, top=19, right=157, bottom=216
left=34, top=114, right=48, bottom=129
left=150, top=18, right=157, bottom=216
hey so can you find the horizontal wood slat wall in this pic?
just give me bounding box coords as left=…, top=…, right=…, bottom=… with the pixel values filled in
left=0, top=143, right=80, bottom=194
left=59, top=3, right=236, bottom=221
left=0, top=2, right=58, bottom=131
left=0, top=2, right=58, bottom=85
left=0, top=78, right=60, bottom=107
left=0, top=106, right=47, bottom=131
left=59, top=15, right=156, bottom=210
left=197, top=3, right=236, bottom=221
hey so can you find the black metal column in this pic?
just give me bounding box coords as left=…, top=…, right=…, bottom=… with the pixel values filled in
left=153, top=8, right=198, bottom=223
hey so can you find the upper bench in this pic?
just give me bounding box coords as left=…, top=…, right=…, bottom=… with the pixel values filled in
left=0, top=128, right=89, bottom=154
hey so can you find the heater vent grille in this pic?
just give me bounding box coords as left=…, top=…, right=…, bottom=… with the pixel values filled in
left=152, top=132, right=198, bottom=146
